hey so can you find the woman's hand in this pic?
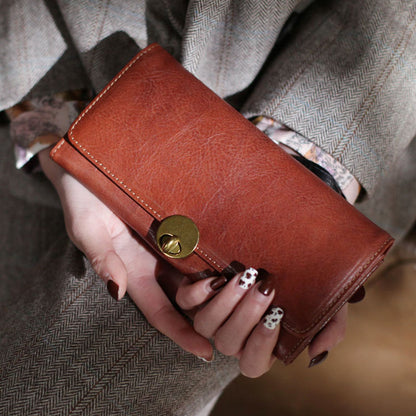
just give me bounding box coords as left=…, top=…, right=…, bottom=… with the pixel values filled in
left=177, top=268, right=284, bottom=377
left=38, top=147, right=347, bottom=370
left=176, top=268, right=348, bottom=377
left=38, top=148, right=213, bottom=361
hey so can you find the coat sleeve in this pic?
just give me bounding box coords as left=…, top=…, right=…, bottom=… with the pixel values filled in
left=242, top=0, right=416, bottom=196
left=0, top=0, right=89, bottom=111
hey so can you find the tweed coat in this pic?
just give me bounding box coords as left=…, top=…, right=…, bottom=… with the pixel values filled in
left=1, top=0, right=415, bottom=414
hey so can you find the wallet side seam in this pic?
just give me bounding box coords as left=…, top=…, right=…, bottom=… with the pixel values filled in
left=283, top=236, right=393, bottom=335
left=281, top=236, right=393, bottom=363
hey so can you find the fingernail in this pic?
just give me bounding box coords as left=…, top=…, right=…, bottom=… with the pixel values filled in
left=197, top=352, right=214, bottom=363
left=210, top=276, right=227, bottom=291
left=107, top=279, right=119, bottom=301
left=239, top=267, right=258, bottom=290
left=308, top=351, right=329, bottom=368
left=348, top=286, right=366, bottom=303
left=258, top=278, right=274, bottom=296
left=263, top=306, right=284, bottom=329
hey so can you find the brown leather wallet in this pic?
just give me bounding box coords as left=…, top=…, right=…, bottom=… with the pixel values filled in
left=50, top=43, right=394, bottom=364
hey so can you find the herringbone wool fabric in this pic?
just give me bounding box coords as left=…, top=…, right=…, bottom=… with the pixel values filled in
left=1, top=0, right=416, bottom=237
left=242, top=0, right=416, bottom=196
left=1, top=0, right=416, bottom=414
left=0, top=128, right=239, bottom=416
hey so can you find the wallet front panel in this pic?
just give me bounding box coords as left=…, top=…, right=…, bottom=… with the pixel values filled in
left=51, top=44, right=394, bottom=363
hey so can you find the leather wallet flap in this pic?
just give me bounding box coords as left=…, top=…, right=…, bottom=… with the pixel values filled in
left=55, top=44, right=393, bottom=339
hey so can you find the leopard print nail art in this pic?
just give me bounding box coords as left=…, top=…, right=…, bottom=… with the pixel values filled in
left=238, top=267, right=258, bottom=290
left=263, top=307, right=284, bottom=330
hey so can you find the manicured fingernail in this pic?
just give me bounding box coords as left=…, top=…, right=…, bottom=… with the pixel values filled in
left=258, top=278, right=274, bottom=296
left=210, top=276, right=227, bottom=291
left=308, top=351, right=328, bottom=368
left=107, top=279, right=119, bottom=301
left=348, top=286, right=366, bottom=303
left=263, top=306, right=284, bottom=329
left=197, top=352, right=214, bottom=363
left=239, top=267, right=258, bottom=289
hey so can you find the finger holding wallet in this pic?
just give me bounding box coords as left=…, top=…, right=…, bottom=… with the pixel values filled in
left=47, top=44, right=392, bottom=368
left=177, top=268, right=348, bottom=377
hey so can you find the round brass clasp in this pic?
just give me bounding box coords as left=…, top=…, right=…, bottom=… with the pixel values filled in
left=156, top=215, right=199, bottom=259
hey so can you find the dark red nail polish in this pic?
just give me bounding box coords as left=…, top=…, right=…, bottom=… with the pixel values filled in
left=210, top=276, right=227, bottom=291
left=348, top=286, right=366, bottom=303
left=258, top=279, right=274, bottom=296
left=308, top=351, right=328, bottom=368
left=107, top=280, right=119, bottom=301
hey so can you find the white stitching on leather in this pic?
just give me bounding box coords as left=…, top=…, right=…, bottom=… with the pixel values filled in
left=65, top=44, right=223, bottom=269
left=69, top=141, right=163, bottom=219
left=70, top=44, right=158, bottom=130
left=194, top=247, right=222, bottom=268
left=50, top=138, right=66, bottom=157
left=67, top=45, right=163, bottom=220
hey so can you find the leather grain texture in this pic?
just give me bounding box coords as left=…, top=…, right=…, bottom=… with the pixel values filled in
left=50, top=43, right=394, bottom=364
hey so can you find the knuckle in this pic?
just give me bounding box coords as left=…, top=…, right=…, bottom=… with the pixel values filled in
left=146, top=304, right=171, bottom=329
left=64, top=218, right=79, bottom=243
left=90, top=253, right=104, bottom=271
left=64, top=216, right=87, bottom=246
left=175, top=290, right=190, bottom=310
left=214, top=336, right=238, bottom=357
left=177, top=289, right=198, bottom=311
left=193, top=313, right=211, bottom=339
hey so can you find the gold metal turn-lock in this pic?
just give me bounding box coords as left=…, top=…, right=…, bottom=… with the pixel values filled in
left=156, top=215, right=199, bottom=259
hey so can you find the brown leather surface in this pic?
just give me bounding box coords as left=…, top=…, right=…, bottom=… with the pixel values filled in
left=50, top=43, right=394, bottom=364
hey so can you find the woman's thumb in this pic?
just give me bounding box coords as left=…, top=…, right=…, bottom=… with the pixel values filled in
left=69, top=219, right=128, bottom=300
left=95, top=250, right=128, bottom=301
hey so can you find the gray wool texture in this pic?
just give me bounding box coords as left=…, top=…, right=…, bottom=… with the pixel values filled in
left=1, top=0, right=416, bottom=414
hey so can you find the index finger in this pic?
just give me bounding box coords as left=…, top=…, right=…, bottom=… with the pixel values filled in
left=127, top=274, right=214, bottom=362
left=239, top=306, right=284, bottom=378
